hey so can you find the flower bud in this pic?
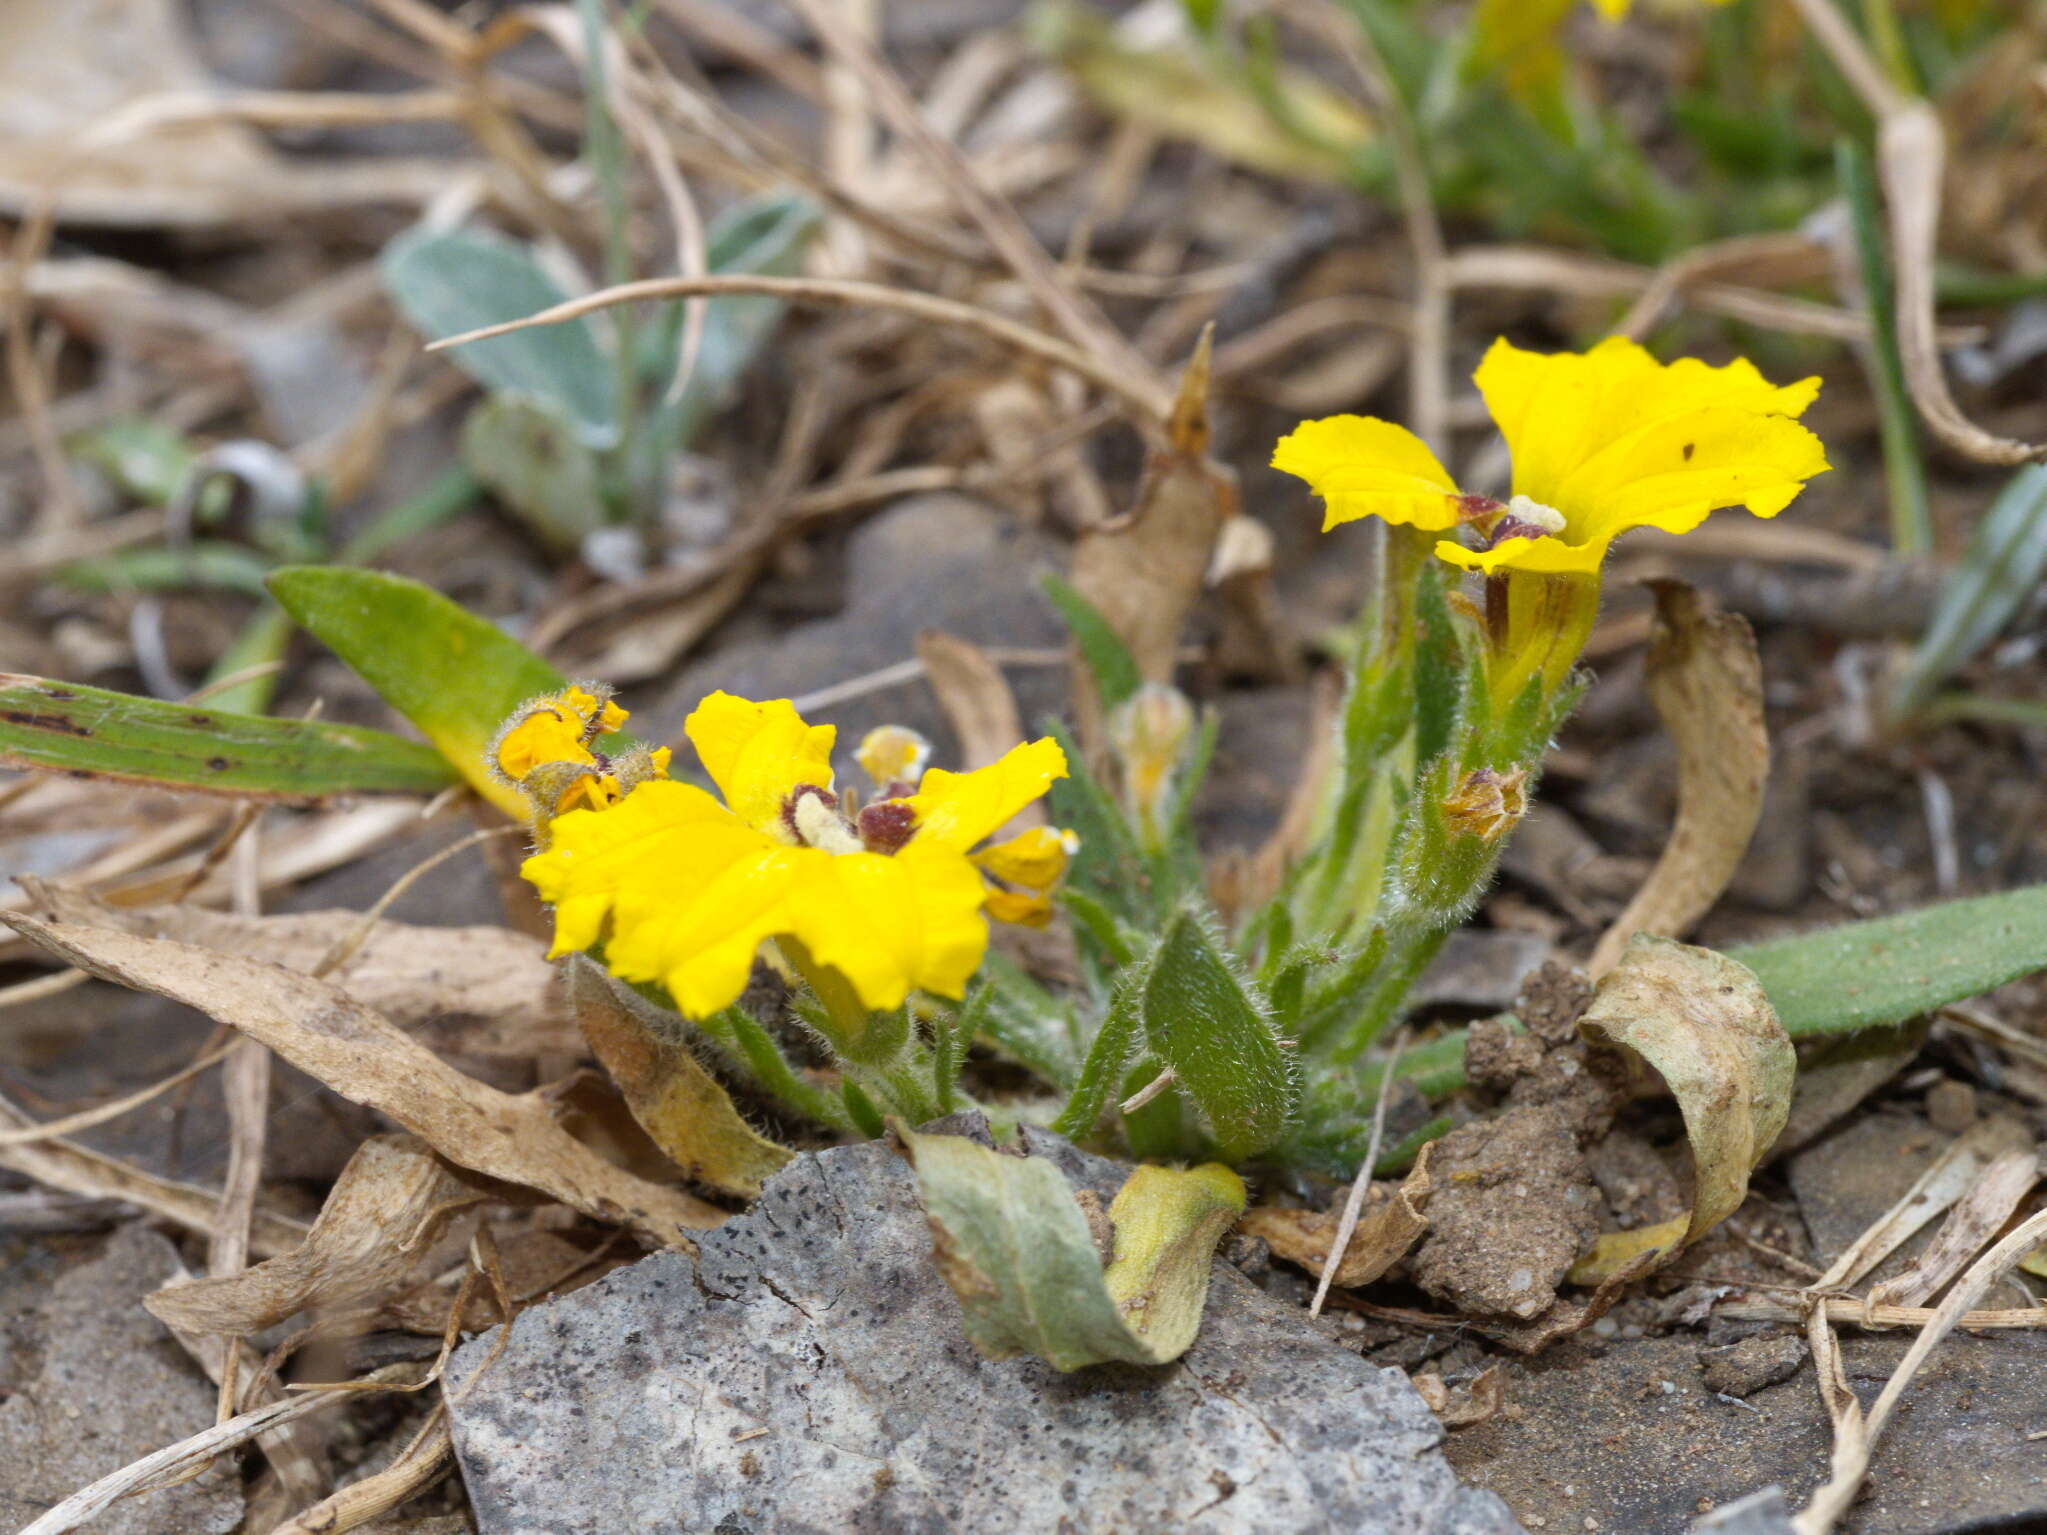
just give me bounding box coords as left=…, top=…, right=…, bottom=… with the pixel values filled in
left=1108, top=683, right=1195, bottom=842
left=1440, top=767, right=1528, bottom=843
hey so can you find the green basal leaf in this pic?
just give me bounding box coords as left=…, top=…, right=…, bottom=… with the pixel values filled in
left=1040, top=571, right=1143, bottom=710
left=1139, top=908, right=1296, bottom=1160
left=900, top=1124, right=1244, bottom=1371
left=268, top=566, right=597, bottom=819
left=1730, top=884, right=2047, bottom=1038
left=65, top=417, right=201, bottom=507
left=459, top=395, right=608, bottom=556
left=0, top=674, right=456, bottom=802
left=382, top=226, right=620, bottom=449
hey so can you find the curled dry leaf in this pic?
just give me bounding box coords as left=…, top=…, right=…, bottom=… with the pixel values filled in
left=899, top=1124, right=1244, bottom=1371
left=0, top=914, right=724, bottom=1246
left=1413, top=1363, right=1506, bottom=1429
left=145, top=1134, right=490, bottom=1337
left=1239, top=1143, right=1434, bottom=1288
left=1569, top=935, right=1794, bottom=1282
left=1589, top=582, right=1767, bottom=979
left=18, top=880, right=577, bottom=1056
left=1067, top=335, right=1234, bottom=706
left=568, top=958, right=792, bottom=1201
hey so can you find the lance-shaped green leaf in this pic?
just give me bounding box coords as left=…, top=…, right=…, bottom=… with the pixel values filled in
left=268, top=566, right=603, bottom=819
left=900, top=1125, right=1244, bottom=1371
left=568, top=958, right=791, bottom=1200
left=0, top=674, right=457, bottom=802
left=1570, top=936, right=1792, bottom=1281
left=1729, top=883, right=2047, bottom=1038
left=381, top=226, right=620, bottom=448
left=1138, top=909, right=1296, bottom=1160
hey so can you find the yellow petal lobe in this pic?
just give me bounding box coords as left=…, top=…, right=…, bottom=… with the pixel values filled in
left=1271, top=415, right=1462, bottom=532
left=684, top=692, right=836, bottom=835
left=904, top=738, right=1068, bottom=852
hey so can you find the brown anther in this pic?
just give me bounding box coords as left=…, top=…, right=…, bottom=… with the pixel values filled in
left=857, top=800, right=917, bottom=855
left=1454, top=494, right=1507, bottom=520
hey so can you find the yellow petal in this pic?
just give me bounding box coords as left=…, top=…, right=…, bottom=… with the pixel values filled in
left=975, top=826, right=1078, bottom=891
left=1555, top=406, right=1829, bottom=546
left=903, top=737, right=1068, bottom=853
left=1432, top=532, right=1610, bottom=577
left=1270, top=415, right=1463, bottom=532
left=521, top=779, right=802, bottom=1016
left=1476, top=336, right=1820, bottom=514
left=782, top=843, right=991, bottom=1009
left=684, top=692, right=836, bottom=835
left=495, top=703, right=595, bottom=783
left=984, top=887, right=1055, bottom=928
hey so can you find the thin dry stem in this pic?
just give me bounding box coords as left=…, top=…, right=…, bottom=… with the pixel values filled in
left=1312, top=1029, right=1407, bottom=1317
left=422, top=271, right=1172, bottom=425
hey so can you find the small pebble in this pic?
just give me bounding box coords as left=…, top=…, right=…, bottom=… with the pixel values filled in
left=1926, top=1079, right=1979, bottom=1134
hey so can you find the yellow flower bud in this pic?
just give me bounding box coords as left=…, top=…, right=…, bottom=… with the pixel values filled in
left=1108, top=683, right=1195, bottom=843
left=855, top=724, right=932, bottom=791
left=1440, top=767, right=1528, bottom=843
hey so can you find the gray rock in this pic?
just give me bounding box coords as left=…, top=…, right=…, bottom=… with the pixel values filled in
left=652, top=495, right=1068, bottom=768
left=445, top=1124, right=1522, bottom=1535
left=0, top=1223, right=243, bottom=1535
left=1697, top=1334, right=1806, bottom=1398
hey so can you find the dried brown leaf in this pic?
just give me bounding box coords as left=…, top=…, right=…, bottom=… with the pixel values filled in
left=1590, top=582, right=1767, bottom=978
left=569, top=959, right=791, bottom=1201
left=1239, top=1144, right=1433, bottom=1289
left=0, top=914, right=723, bottom=1245
left=1572, top=936, right=1793, bottom=1275
left=18, top=879, right=576, bottom=1056
left=1068, top=337, right=1234, bottom=695
left=1413, top=1364, right=1506, bottom=1429
left=145, top=1134, right=490, bottom=1336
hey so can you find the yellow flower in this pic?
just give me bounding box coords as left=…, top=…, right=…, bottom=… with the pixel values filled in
left=1271, top=336, right=1827, bottom=577
left=521, top=692, right=1069, bottom=1018
left=973, top=825, right=1081, bottom=929
left=492, top=686, right=660, bottom=816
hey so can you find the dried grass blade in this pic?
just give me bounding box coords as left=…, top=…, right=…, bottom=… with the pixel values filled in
left=0, top=915, right=723, bottom=1244
left=1864, top=1147, right=2039, bottom=1313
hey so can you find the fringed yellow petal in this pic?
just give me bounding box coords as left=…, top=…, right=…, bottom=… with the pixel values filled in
left=684, top=692, right=835, bottom=835
left=1475, top=335, right=1823, bottom=520
left=1270, top=415, right=1462, bottom=532
left=782, top=843, right=991, bottom=1009
left=904, top=738, right=1068, bottom=853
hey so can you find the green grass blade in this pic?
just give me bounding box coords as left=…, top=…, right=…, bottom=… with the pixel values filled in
left=1888, top=464, right=2047, bottom=723
left=0, top=674, right=456, bottom=802
left=268, top=566, right=591, bottom=818
left=1039, top=571, right=1142, bottom=709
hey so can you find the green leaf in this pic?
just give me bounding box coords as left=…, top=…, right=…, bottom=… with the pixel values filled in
left=381, top=226, right=620, bottom=448
left=65, top=417, right=199, bottom=506
left=1040, top=571, right=1142, bottom=710
left=1889, top=463, right=2047, bottom=721
left=1138, top=908, right=1296, bottom=1159
left=459, top=396, right=608, bottom=556
left=267, top=566, right=587, bottom=818
left=0, top=674, right=456, bottom=802
left=1730, top=884, right=2047, bottom=1038
left=59, top=542, right=275, bottom=598
left=900, top=1124, right=1244, bottom=1371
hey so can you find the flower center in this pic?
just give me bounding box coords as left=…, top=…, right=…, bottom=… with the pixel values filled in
left=783, top=785, right=863, bottom=855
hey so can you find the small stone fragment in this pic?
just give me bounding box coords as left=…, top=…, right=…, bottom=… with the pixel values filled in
left=1696, top=1333, right=1807, bottom=1398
